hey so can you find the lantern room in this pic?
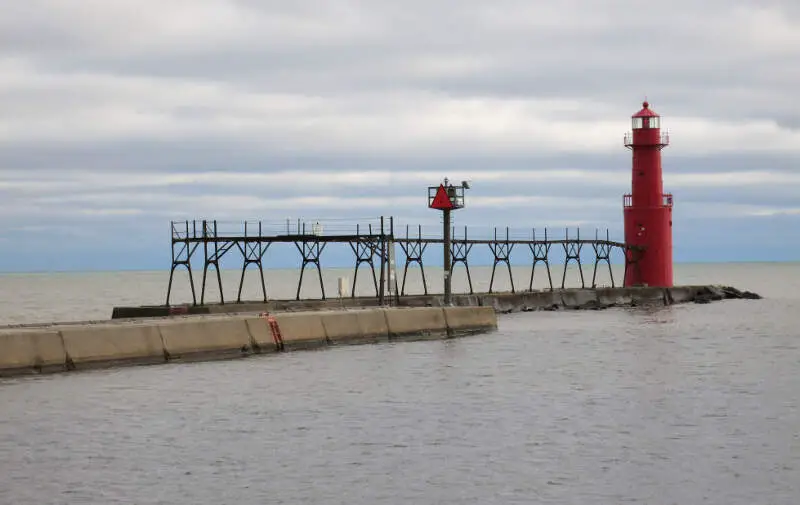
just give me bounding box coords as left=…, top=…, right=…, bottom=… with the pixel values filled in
left=625, top=100, right=669, bottom=149
left=631, top=101, right=661, bottom=129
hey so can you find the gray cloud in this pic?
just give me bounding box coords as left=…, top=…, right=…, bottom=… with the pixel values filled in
left=5, top=1, right=797, bottom=119
left=0, top=0, right=799, bottom=270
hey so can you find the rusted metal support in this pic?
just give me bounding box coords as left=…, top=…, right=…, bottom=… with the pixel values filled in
left=398, top=225, right=428, bottom=296
left=529, top=228, right=553, bottom=292
left=378, top=216, right=386, bottom=306
left=386, top=217, right=399, bottom=306
left=236, top=221, right=271, bottom=303
left=561, top=228, right=585, bottom=289
left=164, top=217, right=635, bottom=302
left=591, top=229, right=615, bottom=288
left=488, top=227, right=515, bottom=294
left=295, top=240, right=326, bottom=300
left=349, top=223, right=380, bottom=298
left=200, top=220, right=236, bottom=305
left=166, top=220, right=199, bottom=306
left=451, top=226, right=474, bottom=295
left=443, top=210, right=452, bottom=304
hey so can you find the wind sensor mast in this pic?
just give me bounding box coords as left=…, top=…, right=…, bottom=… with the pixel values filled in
left=428, top=178, right=470, bottom=304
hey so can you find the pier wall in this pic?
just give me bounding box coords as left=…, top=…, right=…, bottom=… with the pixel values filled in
left=112, top=284, right=761, bottom=319
left=0, top=306, right=497, bottom=378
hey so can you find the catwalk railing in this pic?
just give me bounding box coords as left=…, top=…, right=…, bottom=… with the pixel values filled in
left=166, top=217, right=642, bottom=306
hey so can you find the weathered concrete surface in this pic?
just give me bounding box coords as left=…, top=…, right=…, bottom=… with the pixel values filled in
left=355, top=309, right=390, bottom=342
left=448, top=285, right=760, bottom=313
left=272, top=312, right=328, bottom=350
left=443, top=306, right=498, bottom=335
left=158, top=318, right=253, bottom=361
left=690, top=285, right=762, bottom=304
left=112, top=285, right=760, bottom=320
left=61, top=324, right=164, bottom=368
left=3, top=285, right=762, bottom=379
left=244, top=317, right=280, bottom=354
left=319, top=311, right=362, bottom=344
left=0, top=307, right=497, bottom=378
left=559, top=289, right=600, bottom=309
left=385, top=307, right=448, bottom=339
left=0, top=330, right=67, bottom=375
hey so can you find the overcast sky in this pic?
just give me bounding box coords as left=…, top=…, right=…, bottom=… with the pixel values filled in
left=0, top=0, right=798, bottom=271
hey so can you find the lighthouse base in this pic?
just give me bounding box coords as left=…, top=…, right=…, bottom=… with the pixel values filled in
left=623, top=205, right=673, bottom=287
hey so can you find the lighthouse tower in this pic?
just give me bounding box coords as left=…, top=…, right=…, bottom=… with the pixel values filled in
left=623, top=101, right=673, bottom=287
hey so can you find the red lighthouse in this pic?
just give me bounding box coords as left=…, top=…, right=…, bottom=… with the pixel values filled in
left=623, top=101, right=673, bottom=287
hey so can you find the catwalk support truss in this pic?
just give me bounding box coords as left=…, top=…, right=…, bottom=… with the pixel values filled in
left=166, top=217, right=639, bottom=306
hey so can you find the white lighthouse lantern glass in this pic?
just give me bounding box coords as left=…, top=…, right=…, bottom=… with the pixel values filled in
left=649, top=117, right=660, bottom=129
left=632, top=117, right=643, bottom=129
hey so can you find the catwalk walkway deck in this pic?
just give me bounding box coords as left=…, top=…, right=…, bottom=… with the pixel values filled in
left=166, top=217, right=642, bottom=306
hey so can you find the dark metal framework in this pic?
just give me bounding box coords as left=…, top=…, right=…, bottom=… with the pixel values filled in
left=591, top=229, right=615, bottom=289
left=562, top=228, right=585, bottom=289
left=529, top=228, right=553, bottom=291
left=450, top=227, right=474, bottom=295
left=488, top=227, right=513, bottom=294
left=398, top=225, right=428, bottom=296
left=165, top=217, right=641, bottom=306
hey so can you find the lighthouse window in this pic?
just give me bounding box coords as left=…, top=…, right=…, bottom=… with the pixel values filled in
left=632, top=117, right=644, bottom=129
left=649, top=117, right=660, bottom=128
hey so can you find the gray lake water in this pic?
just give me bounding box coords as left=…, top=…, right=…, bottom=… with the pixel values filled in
left=0, top=263, right=799, bottom=504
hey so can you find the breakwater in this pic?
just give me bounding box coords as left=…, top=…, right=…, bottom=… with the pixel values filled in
left=1, top=285, right=760, bottom=379
left=0, top=306, right=497, bottom=378
left=112, top=284, right=761, bottom=319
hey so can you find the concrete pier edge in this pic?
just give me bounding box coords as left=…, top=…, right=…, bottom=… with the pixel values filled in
left=110, top=284, right=761, bottom=320
left=0, top=306, right=498, bottom=379
left=0, top=285, right=760, bottom=379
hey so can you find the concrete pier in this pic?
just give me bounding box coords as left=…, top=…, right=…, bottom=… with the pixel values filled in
left=112, top=284, right=761, bottom=320
left=0, top=285, right=760, bottom=379
left=0, top=306, right=497, bottom=378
